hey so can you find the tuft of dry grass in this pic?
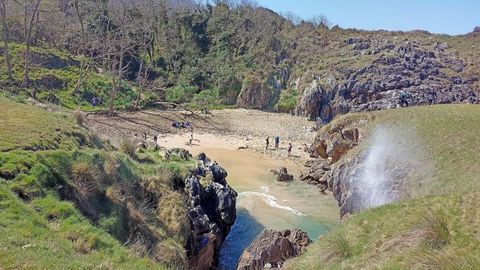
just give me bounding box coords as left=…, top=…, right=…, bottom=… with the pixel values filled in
left=73, top=109, right=84, bottom=126
left=119, top=140, right=137, bottom=159
left=71, top=161, right=100, bottom=198
left=411, top=249, right=480, bottom=270
left=105, top=184, right=127, bottom=204
left=154, top=241, right=187, bottom=268
left=421, top=209, right=450, bottom=249
left=129, top=237, right=151, bottom=258
left=157, top=191, right=189, bottom=239
left=325, top=232, right=353, bottom=261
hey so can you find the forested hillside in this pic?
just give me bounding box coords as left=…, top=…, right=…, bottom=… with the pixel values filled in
left=1, top=0, right=480, bottom=118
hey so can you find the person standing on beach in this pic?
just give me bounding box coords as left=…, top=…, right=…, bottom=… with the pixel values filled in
left=275, top=136, right=280, bottom=149
left=288, top=142, right=292, bottom=156
left=265, top=137, right=270, bottom=149
left=189, top=132, right=194, bottom=146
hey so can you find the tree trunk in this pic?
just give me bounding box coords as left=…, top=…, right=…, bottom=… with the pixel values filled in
left=0, top=0, right=13, bottom=81
left=23, top=0, right=42, bottom=87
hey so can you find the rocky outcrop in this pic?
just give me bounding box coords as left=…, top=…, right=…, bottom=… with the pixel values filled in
left=294, top=40, right=479, bottom=123
left=186, top=153, right=238, bottom=270
left=309, top=126, right=360, bottom=162
left=237, top=229, right=311, bottom=270
left=237, top=70, right=288, bottom=110
left=270, top=167, right=294, bottom=182
left=165, top=148, right=193, bottom=161
left=299, top=159, right=331, bottom=192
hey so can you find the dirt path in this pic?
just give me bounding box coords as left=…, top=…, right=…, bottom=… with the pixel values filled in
left=86, top=109, right=318, bottom=161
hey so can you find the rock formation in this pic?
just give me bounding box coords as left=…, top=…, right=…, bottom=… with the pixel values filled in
left=271, top=167, right=294, bottom=182
left=293, top=39, right=479, bottom=123
left=185, top=153, right=238, bottom=270
left=237, top=229, right=311, bottom=270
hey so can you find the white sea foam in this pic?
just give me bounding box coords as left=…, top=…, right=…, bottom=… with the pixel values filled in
left=238, top=191, right=305, bottom=216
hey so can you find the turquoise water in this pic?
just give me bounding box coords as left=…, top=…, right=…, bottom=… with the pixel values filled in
left=188, top=147, right=339, bottom=270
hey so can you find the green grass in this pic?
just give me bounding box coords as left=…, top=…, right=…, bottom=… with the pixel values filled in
left=0, top=96, right=90, bottom=152
left=0, top=184, right=163, bottom=270
left=0, top=97, right=195, bottom=269
left=285, top=105, right=480, bottom=270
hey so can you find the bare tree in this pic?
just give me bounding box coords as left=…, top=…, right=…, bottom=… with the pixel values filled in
left=72, top=0, right=93, bottom=95
left=14, top=0, right=42, bottom=87
left=103, top=1, right=137, bottom=115
left=309, top=14, right=331, bottom=29
left=281, top=11, right=301, bottom=26
left=0, top=0, right=14, bottom=81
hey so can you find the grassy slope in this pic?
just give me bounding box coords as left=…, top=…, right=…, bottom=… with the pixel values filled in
left=285, top=104, right=480, bottom=270
left=0, top=97, right=193, bottom=269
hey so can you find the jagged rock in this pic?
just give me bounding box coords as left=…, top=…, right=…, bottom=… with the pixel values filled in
left=271, top=167, right=294, bottom=182
left=186, top=154, right=237, bottom=270
left=237, top=229, right=311, bottom=270
left=293, top=41, right=479, bottom=124
left=299, top=159, right=331, bottom=191
left=326, top=137, right=353, bottom=163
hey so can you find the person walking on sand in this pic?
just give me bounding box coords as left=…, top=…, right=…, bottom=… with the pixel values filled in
left=189, top=132, right=194, bottom=146
left=288, top=142, right=292, bottom=156
left=275, top=136, right=280, bottom=149
left=265, top=137, right=270, bottom=149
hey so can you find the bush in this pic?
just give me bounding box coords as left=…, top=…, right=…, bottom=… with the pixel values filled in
left=422, top=209, right=450, bottom=249
left=277, top=90, right=298, bottom=113
left=165, top=85, right=197, bottom=104
left=191, top=89, right=221, bottom=110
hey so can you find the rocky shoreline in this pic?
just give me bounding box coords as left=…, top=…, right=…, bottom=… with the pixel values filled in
left=182, top=151, right=238, bottom=270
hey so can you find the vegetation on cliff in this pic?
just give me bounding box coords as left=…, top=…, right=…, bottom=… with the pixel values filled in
left=0, top=96, right=195, bottom=269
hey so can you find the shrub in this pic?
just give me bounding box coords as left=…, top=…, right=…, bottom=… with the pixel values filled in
left=191, top=89, right=220, bottom=110
left=277, top=90, right=298, bottom=113
left=422, top=209, right=450, bottom=249
left=165, top=85, right=197, bottom=104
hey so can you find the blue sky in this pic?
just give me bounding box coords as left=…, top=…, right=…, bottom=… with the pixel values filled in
left=256, top=0, right=479, bottom=35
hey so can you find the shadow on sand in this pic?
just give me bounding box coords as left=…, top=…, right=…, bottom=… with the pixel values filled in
left=218, top=208, right=265, bottom=270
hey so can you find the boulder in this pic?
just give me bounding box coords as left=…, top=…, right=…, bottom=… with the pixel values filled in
left=271, top=167, right=294, bottom=182
left=237, top=229, right=311, bottom=270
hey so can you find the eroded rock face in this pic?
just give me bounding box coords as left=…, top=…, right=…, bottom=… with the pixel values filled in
left=186, top=153, right=238, bottom=270
left=237, top=229, right=311, bottom=270
left=294, top=41, right=479, bottom=123
left=236, top=70, right=287, bottom=110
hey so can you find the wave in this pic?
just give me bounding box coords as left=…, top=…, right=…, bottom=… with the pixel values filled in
left=238, top=191, right=305, bottom=217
